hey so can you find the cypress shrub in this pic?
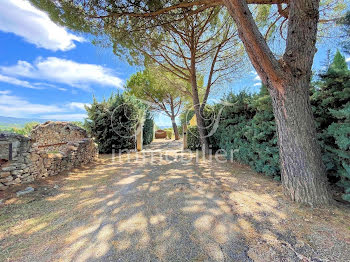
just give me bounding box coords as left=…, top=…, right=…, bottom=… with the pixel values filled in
left=214, top=88, right=280, bottom=180
left=143, top=111, right=154, bottom=145
left=85, top=94, right=147, bottom=153
left=311, top=51, right=350, bottom=201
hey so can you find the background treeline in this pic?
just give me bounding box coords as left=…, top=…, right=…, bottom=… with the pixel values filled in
left=186, top=51, right=350, bottom=202
left=0, top=121, right=85, bottom=136
left=85, top=93, right=154, bottom=153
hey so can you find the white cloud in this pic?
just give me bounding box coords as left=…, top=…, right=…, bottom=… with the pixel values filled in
left=254, top=82, right=262, bottom=87
left=0, top=92, right=65, bottom=117
left=346, top=57, right=350, bottom=63
left=0, top=90, right=11, bottom=95
left=0, top=0, right=84, bottom=51
left=40, top=114, right=87, bottom=121
left=1, top=57, right=124, bottom=90
left=251, top=70, right=261, bottom=82
left=0, top=74, right=43, bottom=89
left=0, top=91, right=88, bottom=121
left=68, top=102, right=87, bottom=110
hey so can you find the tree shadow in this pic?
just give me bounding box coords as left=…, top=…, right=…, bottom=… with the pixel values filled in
left=1, top=141, right=350, bottom=261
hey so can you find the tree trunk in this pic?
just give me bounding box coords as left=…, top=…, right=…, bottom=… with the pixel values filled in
left=269, top=82, right=332, bottom=205
left=193, top=103, right=209, bottom=154
left=190, top=38, right=209, bottom=154
left=190, top=76, right=209, bottom=153
left=223, top=0, right=332, bottom=205
left=171, top=116, right=180, bottom=140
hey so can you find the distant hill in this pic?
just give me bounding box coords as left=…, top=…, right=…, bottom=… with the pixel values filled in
left=0, top=116, right=47, bottom=127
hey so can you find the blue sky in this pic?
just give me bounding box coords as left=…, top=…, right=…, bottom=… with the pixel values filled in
left=0, top=0, right=348, bottom=126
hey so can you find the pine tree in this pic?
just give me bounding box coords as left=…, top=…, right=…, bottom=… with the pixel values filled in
left=329, top=50, right=349, bottom=72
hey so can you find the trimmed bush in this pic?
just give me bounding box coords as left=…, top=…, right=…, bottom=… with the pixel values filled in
left=214, top=87, right=280, bottom=180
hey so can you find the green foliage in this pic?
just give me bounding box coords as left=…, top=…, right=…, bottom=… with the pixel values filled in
left=329, top=50, right=348, bottom=72
left=126, top=67, right=187, bottom=104
left=312, top=51, right=350, bottom=201
left=85, top=93, right=148, bottom=153
left=126, top=67, right=186, bottom=138
left=214, top=86, right=279, bottom=179
left=187, top=126, right=201, bottom=150
left=70, top=121, right=85, bottom=129
left=3, top=122, right=40, bottom=136
left=185, top=52, right=350, bottom=199
left=164, top=128, right=174, bottom=139
left=186, top=106, right=221, bottom=151
left=178, top=109, right=195, bottom=136
left=143, top=111, right=154, bottom=145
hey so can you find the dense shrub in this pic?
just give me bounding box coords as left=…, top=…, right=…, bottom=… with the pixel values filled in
left=178, top=109, right=195, bottom=136
left=311, top=51, right=350, bottom=201
left=85, top=94, right=149, bottom=153
left=187, top=126, right=201, bottom=150
left=214, top=87, right=280, bottom=180
left=186, top=106, right=221, bottom=151
left=186, top=52, right=349, bottom=199
left=143, top=111, right=154, bottom=145
left=165, top=129, right=173, bottom=139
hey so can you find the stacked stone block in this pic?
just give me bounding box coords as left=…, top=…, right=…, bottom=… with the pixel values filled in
left=0, top=122, right=98, bottom=190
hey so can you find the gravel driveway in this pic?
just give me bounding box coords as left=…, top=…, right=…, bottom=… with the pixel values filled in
left=0, top=139, right=349, bottom=262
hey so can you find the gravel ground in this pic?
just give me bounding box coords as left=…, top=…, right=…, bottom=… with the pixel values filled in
left=0, top=139, right=349, bottom=262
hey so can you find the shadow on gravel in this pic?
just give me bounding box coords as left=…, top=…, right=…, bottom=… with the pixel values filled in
left=1, top=140, right=350, bottom=262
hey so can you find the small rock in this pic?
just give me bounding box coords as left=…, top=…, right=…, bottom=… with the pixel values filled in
left=53, top=184, right=59, bottom=189
left=16, top=186, right=34, bottom=196
left=0, top=199, right=3, bottom=204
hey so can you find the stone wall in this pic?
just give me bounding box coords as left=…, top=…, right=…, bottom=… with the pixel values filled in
left=0, top=133, right=35, bottom=191
left=0, top=122, right=98, bottom=191
left=31, top=121, right=88, bottom=153
left=31, top=139, right=97, bottom=179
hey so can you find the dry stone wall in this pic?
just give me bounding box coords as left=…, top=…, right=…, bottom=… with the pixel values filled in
left=0, top=122, right=98, bottom=191
left=0, top=133, right=35, bottom=191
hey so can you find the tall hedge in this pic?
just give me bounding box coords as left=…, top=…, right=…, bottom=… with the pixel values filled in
left=215, top=86, right=280, bottom=180
left=311, top=51, right=350, bottom=201
left=187, top=51, right=350, bottom=200
left=85, top=94, right=151, bottom=153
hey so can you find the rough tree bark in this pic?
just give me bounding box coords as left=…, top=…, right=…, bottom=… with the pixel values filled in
left=223, top=0, right=332, bottom=205
left=171, top=116, right=180, bottom=140
left=171, top=119, right=180, bottom=140
left=169, top=95, right=180, bottom=140
left=191, top=73, right=209, bottom=154
left=190, top=48, right=210, bottom=154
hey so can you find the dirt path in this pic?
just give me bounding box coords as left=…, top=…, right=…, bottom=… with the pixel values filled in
left=0, top=140, right=349, bottom=262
